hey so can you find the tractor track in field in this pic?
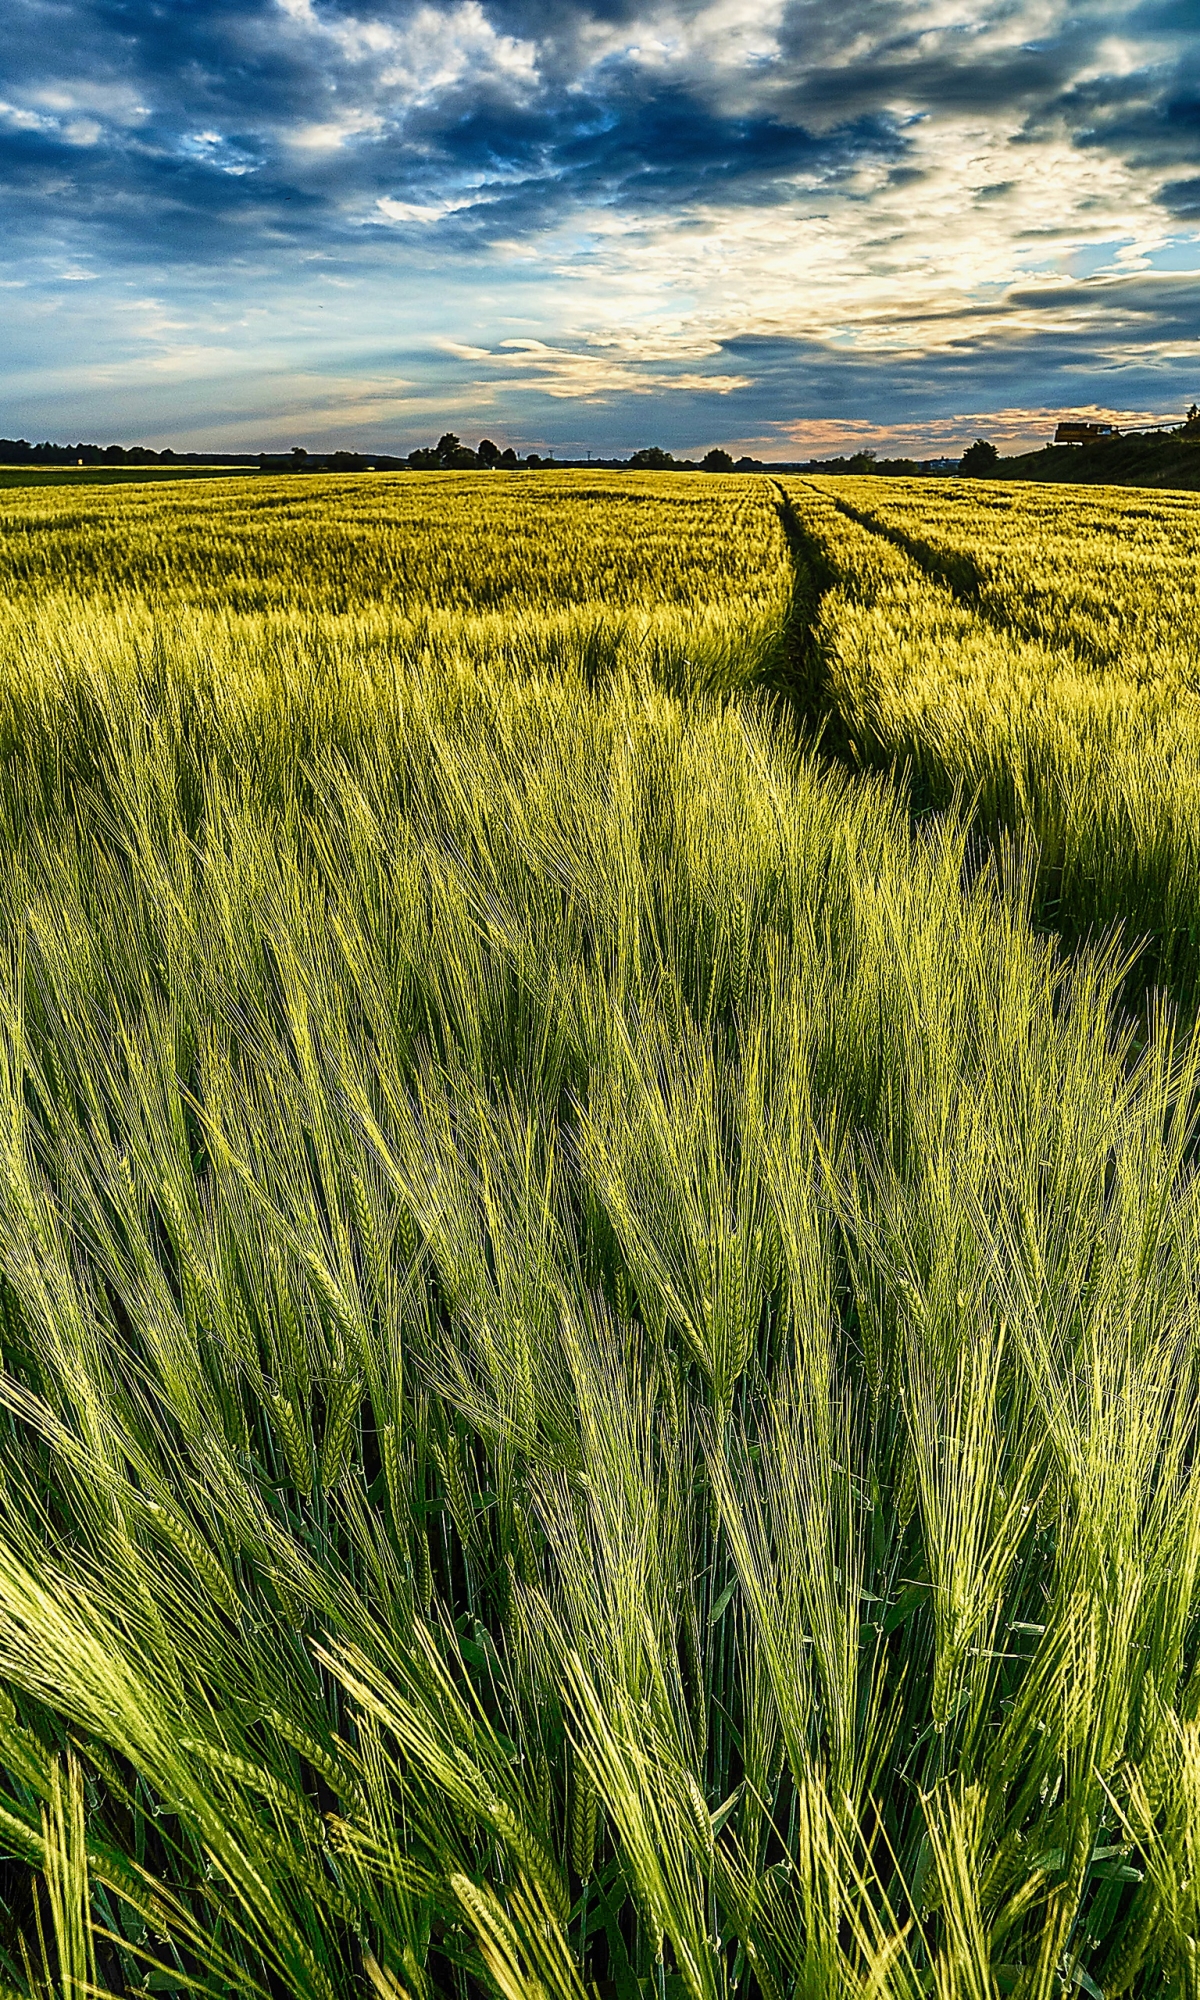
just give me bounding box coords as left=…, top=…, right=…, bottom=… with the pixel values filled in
left=768, top=473, right=1062, bottom=740
left=818, top=487, right=985, bottom=606
left=811, top=484, right=1114, bottom=675
left=765, top=477, right=1194, bottom=1012
left=766, top=478, right=845, bottom=746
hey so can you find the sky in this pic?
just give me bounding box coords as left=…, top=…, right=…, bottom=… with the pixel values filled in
left=1, top=0, right=1198, bottom=459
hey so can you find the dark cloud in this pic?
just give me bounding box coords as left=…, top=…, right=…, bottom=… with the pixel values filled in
left=0, top=0, right=1195, bottom=266
left=1160, top=175, right=1200, bottom=216
left=655, top=305, right=1200, bottom=439
left=408, top=102, right=907, bottom=253
left=0, top=0, right=916, bottom=271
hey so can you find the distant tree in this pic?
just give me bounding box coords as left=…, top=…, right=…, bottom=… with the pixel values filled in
left=960, top=438, right=999, bottom=476
left=326, top=451, right=367, bottom=471
left=1181, top=403, right=1200, bottom=438
left=876, top=457, right=921, bottom=477
left=477, top=439, right=502, bottom=467
left=629, top=446, right=676, bottom=469
left=500, top=447, right=518, bottom=467
left=290, top=446, right=308, bottom=462
left=435, top=434, right=462, bottom=462
left=407, top=447, right=440, bottom=468
left=734, top=456, right=763, bottom=471
left=701, top=448, right=735, bottom=472
left=798, top=452, right=878, bottom=474
left=526, top=454, right=544, bottom=468
left=444, top=447, right=479, bottom=469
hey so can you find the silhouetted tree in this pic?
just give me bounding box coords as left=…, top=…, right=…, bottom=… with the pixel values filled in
left=960, top=438, right=999, bottom=476
left=629, top=446, right=675, bottom=469
left=798, top=452, right=876, bottom=474
left=436, top=434, right=461, bottom=461
left=500, top=447, right=517, bottom=467
left=701, top=448, right=735, bottom=472
left=477, top=439, right=501, bottom=467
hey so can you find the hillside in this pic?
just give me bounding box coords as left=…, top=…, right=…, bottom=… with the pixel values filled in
left=999, top=428, right=1200, bottom=489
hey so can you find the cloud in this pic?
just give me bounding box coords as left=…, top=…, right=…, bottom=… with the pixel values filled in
left=0, top=0, right=1197, bottom=449
left=1160, top=175, right=1200, bottom=216
left=453, top=333, right=752, bottom=397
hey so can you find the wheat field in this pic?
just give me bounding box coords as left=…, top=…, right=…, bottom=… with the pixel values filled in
left=0, top=468, right=1198, bottom=2000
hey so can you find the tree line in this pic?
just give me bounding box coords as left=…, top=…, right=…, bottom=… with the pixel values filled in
left=15, top=430, right=1151, bottom=478
left=0, top=440, right=256, bottom=467
left=0, top=434, right=756, bottom=474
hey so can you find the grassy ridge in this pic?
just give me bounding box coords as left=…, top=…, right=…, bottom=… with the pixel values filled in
left=997, top=435, right=1200, bottom=492
left=784, top=475, right=1200, bottom=990
left=0, top=472, right=1198, bottom=1999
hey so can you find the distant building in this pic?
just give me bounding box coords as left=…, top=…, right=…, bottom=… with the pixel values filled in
left=1054, top=421, right=1120, bottom=444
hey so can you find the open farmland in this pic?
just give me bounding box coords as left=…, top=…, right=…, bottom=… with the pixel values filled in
left=1, top=469, right=1200, bottom=2000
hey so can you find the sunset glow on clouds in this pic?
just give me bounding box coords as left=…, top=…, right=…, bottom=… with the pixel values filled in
left=1, top=0, right=1197, bottom=455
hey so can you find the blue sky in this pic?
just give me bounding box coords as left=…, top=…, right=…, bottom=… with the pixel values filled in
left=1, top=0, right=1198, bottom=457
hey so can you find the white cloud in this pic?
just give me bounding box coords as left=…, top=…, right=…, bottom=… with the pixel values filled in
left=288, top=111, right=385, bottom=151
left=276, top=0, right=539, bottom=127
left=579, top=0, right=790, bottom=80
left=377, top=2, right=539, bottom=99
left=0, top=78, right=150, bottom=148
left=456, top=335, right=752, bottom=399
left=374, top=191, right=483, bottom=223
left=32, top=81, right=150, bottom=122
left=0, top=99, right=52, bottom=132
left=375, top=196, right=449, bottom=222
left=0, top=77, right=150, bottom=149
left=179, top=131, right=261, bottom=173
